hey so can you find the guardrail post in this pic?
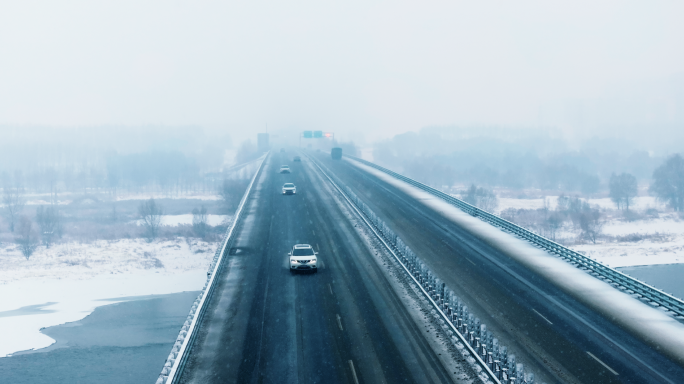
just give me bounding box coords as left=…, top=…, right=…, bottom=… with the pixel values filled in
left=516, top=363, right=524, bottom=384
left=507, top=354, right=515, bottom=375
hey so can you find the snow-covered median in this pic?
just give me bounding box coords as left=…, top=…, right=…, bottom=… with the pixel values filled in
left=0, top=238, right=217, bottom=357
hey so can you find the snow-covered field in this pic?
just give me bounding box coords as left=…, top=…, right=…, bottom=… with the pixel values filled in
left=572, top=216, right=684, bottom=268
left=116, top=193, right=221, bottom=202
left=0, top=238, right=215, bottom=284
left=134, top=214, right=229, bottom=227
left=496, top=196, right=684, bottom=268
left=1, top=192, right=223, bottom=207
left=495, top=196, right=662, bottom=215
left=0, top=238, right=217, bottom=357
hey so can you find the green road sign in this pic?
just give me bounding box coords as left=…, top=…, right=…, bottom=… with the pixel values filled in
left=303, top=131, right=313, bottom=138
left=313, top=130, right=323, bottom=138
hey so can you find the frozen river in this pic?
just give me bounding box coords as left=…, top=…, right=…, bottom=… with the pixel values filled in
left=0, top=291, right=198, bottom=384
left=618, top=263, right=684, bottom=300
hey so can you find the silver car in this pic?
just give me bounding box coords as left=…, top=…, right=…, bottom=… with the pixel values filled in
left=282, top=183, right=296, bottom=195
left=289, top=244, right=318, bottom=273
left=279, top=165, right=291, bottom=173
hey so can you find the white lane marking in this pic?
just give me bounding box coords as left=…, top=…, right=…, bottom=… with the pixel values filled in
left=587, top=351, right=619, bottom=375
left=336, top=314, right=344, bottom=331
left=328, top=284, right=333, bottom=295
left=464, top=257, right=476, bottom=266
left=316, top=243, right=320, bottom=250
left=348, top=360, right=360, bottom=384
left=312, top=230, right=316, bottom=236
left=532, top=308, right=553, bottom=325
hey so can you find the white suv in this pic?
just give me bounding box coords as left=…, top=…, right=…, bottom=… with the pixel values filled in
left=289, top=244, right=318, bottom=273
left=282, top=183, right=296, bottom=195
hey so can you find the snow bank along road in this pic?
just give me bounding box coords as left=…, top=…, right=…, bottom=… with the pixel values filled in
left=316, top=152, right=684, bottom=384
left=176, top=152, right=467, bottom=384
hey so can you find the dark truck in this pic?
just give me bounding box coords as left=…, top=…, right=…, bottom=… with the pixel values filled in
left=331, top=147, right=342, bottom=160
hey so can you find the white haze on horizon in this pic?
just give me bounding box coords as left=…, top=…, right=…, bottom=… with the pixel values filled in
left=1, top=0, right=683, bottom=145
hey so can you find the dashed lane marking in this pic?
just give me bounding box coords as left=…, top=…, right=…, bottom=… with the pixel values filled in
left=532, top=309, right=553, bottom=325
left=348, top=360, right=360, bottom=384
left=336, top=314, right=344, bottom=331
left=328, top=284, right=333, bottom=295
left=587, top=351, right=619, bottom=375
left=312, top=230, right=316, bottom=236
left=464, top=257, right=476, bottom=266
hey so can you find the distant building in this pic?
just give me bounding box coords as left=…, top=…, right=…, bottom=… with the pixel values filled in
left=257, top=133, right=270, bottom=152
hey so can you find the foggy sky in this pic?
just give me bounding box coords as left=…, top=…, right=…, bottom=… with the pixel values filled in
left=1, top=1, right=683, bottom=144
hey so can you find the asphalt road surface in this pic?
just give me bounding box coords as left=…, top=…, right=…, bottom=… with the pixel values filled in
left=317, top=152, right=684, bottom=384
left=177, top=152, right=465, bottom=384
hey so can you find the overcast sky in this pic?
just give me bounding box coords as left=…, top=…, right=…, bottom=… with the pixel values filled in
left=1, top=0, right=683, bottom=144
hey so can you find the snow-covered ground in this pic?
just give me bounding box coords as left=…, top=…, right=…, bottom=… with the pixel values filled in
left=495, top=196, right=684, bottom=268
left=133, top=214, right=230, bottom=227
left=572, top=216, right=684, bottom=268
left=116, top=193, right=221, bottom=202
left=0, top=192, right=223, bottom=207
left=0, top=238, right=217, bottom=357
left=495, top=196, right=663, bottom=215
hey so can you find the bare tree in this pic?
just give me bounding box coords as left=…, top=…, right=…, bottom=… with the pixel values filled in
left=651, top=154, right=684, bottom=212
left=138, top=198, right=164, bottom=241
left=462, top=184, right=499, bottom=213
left=579, top=209, right=604, bottom=244
left=36, top=205, right=62, bottom=247
left=192, top=205, right=209, bottom=238
left=2, top=187, right=26, bottom=232
left=15, top=216, right=38, bottom=259
left=609, top=173, right=638, bottom=210
left=545, top=212, right=564, bottom=241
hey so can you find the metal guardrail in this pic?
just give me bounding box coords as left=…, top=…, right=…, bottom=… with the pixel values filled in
left=307, top=154, right=533, bottom=384
left=345, top=155, right=684, bottom=319
left=155, top=153, right=268, bottom=384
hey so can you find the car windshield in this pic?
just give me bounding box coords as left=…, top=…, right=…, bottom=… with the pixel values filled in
left=281, top=165, right=289, bottom=168
left=292, top=248, right=314, bottom=256
left=284, top=183, right=294, bottom=187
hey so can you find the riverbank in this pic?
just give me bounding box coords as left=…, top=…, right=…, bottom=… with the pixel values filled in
left=0, top=290, right=200, bottom=383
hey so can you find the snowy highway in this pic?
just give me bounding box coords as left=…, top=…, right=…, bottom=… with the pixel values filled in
left=172, top=150, right=684, bottom=384
left=318, top=153, right=684, bottom=384
left=175, top=151, right=467, bottom=383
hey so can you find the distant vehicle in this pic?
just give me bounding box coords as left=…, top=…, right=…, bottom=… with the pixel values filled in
left=282, top=183, right=296, bottom=195
left=293, top=156, right=301, bottom=162
left=289, top=244, right=318, bottom=273
left=280, top=148, right=285, bottom=152
left=331, top=147, right=342, bottom=160
left=279, top=165, right=291, bottom=173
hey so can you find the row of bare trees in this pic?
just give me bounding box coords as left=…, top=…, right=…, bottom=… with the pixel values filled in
left=9, top=207, right=63, bottom=259
left=501, top=195, right=604, bottom=244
